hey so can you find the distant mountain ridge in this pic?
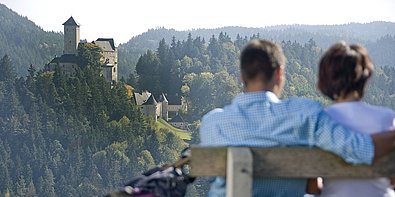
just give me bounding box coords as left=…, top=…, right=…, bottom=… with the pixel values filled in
left=121, top=21, right=395, bottom=49
left=118, top=22, right=395, bottom=78
left=0, top=3, right=63, bottom=76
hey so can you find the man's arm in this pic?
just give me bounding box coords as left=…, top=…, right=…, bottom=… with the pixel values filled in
left=312, top=109, right=395, bottom=164
left=311, top=110, right=375, bottom=164
left=371, top=131, right=395, bottom=162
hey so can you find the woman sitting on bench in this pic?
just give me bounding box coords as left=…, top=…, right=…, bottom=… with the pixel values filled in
left=309, top=42, right=395, bottom=197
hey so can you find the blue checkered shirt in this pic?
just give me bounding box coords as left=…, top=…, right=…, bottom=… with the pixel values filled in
left=199, top=91, right=374, bottom=197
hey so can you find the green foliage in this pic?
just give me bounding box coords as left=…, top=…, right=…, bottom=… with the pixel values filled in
left=0, top=55, right=16, bottom=82
left=0, top=4, right=63, bottom=76
left=77, top=42, right=104, bottom=68
left=182, top=71, right=240, bottom=119
left=118, top=22, right=395, bottom=79
left=0, top=52, right=187, bottom=196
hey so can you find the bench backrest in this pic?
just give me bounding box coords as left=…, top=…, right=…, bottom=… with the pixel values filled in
left=190, top=147, right=395, bottom=197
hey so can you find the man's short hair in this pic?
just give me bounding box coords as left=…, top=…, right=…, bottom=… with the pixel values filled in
left=240, top=40, right=286, bottom=82
left=318, top=42, right=374, bottom=100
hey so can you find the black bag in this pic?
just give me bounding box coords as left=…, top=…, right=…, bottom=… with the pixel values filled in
left=106, top=148, right=194, bottom=197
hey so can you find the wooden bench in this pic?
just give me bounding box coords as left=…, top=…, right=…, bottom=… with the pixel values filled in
left=190, top=147, right=395, bottom=197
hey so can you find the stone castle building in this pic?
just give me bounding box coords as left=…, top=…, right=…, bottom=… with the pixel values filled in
left=134, top=91, right=187, bottom=123
left=47, top=16, right=118, bottom=82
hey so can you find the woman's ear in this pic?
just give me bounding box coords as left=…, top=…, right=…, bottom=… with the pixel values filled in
left=240, top=73, right=248, bottom=86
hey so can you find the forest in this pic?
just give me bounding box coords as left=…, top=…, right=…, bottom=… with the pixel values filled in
left=0, top=44, right=189, bottom=196
left=0, top=2, right=395, bottom=196
left=2, top=31, right=394, bottom=196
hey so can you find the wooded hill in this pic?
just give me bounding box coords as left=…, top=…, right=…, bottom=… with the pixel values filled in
left=0, top=4, right=63, bottom=76
left=0, top=44, right=190, bottom=196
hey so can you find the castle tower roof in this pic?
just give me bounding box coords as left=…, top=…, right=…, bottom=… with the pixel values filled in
left=63, top=16, right=80, bottom=26
left=134, top=91, right=151, bottom=105
left=142, top=95, right=157, bottom=105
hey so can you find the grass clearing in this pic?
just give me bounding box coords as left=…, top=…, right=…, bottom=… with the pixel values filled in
left=157, top=118, right=192, bottom=140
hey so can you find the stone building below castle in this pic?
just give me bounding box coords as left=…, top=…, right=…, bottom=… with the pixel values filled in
left=133, top=91, right=187, bottom=123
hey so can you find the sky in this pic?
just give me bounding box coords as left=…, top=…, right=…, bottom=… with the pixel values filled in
left=1, top=0, right=395, bottom=44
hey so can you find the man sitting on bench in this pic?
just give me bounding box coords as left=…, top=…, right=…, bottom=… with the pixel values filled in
left=199, top=39, right=395, bottom=197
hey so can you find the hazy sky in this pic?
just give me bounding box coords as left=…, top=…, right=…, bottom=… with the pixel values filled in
left=1, top=0, right=395, bottom=44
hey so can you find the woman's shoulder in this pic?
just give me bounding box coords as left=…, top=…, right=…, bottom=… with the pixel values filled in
left=326, top=101, right=393, bottom=115
left=328, top=102, right=395, bottom=126
left=360, top=102, right=395, bottom=118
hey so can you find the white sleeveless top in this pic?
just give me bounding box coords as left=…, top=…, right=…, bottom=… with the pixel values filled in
left=321, top=101, right=395, bottom=197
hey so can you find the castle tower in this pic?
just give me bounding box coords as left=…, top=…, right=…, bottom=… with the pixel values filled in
left=62, top=16, right=80, bottom=55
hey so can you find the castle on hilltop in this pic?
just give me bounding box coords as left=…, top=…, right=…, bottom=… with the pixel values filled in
left=47, top=16, right=118, bottom=82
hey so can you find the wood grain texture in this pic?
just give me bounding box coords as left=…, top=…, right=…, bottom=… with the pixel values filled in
left=190, top=147, right=395, bottom=178
left=190, top=147, right=228, bottom=176
left=226, top=148, right=253, bottom=197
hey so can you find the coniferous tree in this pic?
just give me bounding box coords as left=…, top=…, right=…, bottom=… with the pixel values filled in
left=0, top=55, right=16, bottom=83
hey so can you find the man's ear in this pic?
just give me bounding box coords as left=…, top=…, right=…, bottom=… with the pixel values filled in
left=275, top=66, right=285, bottom=82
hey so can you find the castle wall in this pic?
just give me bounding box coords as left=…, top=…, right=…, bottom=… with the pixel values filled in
left=140, top=105, right=157, bottom=121
left=156, top=102, right=162, bottom=119
left=161, top=102, right=168, bottom=121
left=103, top=66, right=113, bottom=82
left=48, top=62, right=77, bottom=76
left=101, top=49, right=118, bottom=82
left=167, top=105, right=183, bottom=112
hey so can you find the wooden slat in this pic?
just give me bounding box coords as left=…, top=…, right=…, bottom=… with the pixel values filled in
left=190, top=147, right=395, bottom=178
left=190, top=147, right=227, bottom=176
left=226, top=148, right=253, bottom=197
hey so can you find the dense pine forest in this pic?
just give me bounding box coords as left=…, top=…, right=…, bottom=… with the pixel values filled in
left=118, top=23, right=395, bottom=79
left=1, top=2, right=395, bottom=197
left=0, top=45, right=187, bottom=196
left=0, top=4, right=63, bottom=76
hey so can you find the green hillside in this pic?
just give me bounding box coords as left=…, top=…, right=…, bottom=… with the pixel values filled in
left=0, top=3, right=63, bottom=76
left=157, top=118, right=191, bottom=140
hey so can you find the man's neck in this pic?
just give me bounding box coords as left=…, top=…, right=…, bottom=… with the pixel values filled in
left=244, top=86, right=270, bottom=93
left=244, top=85, right=281, bottom=97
